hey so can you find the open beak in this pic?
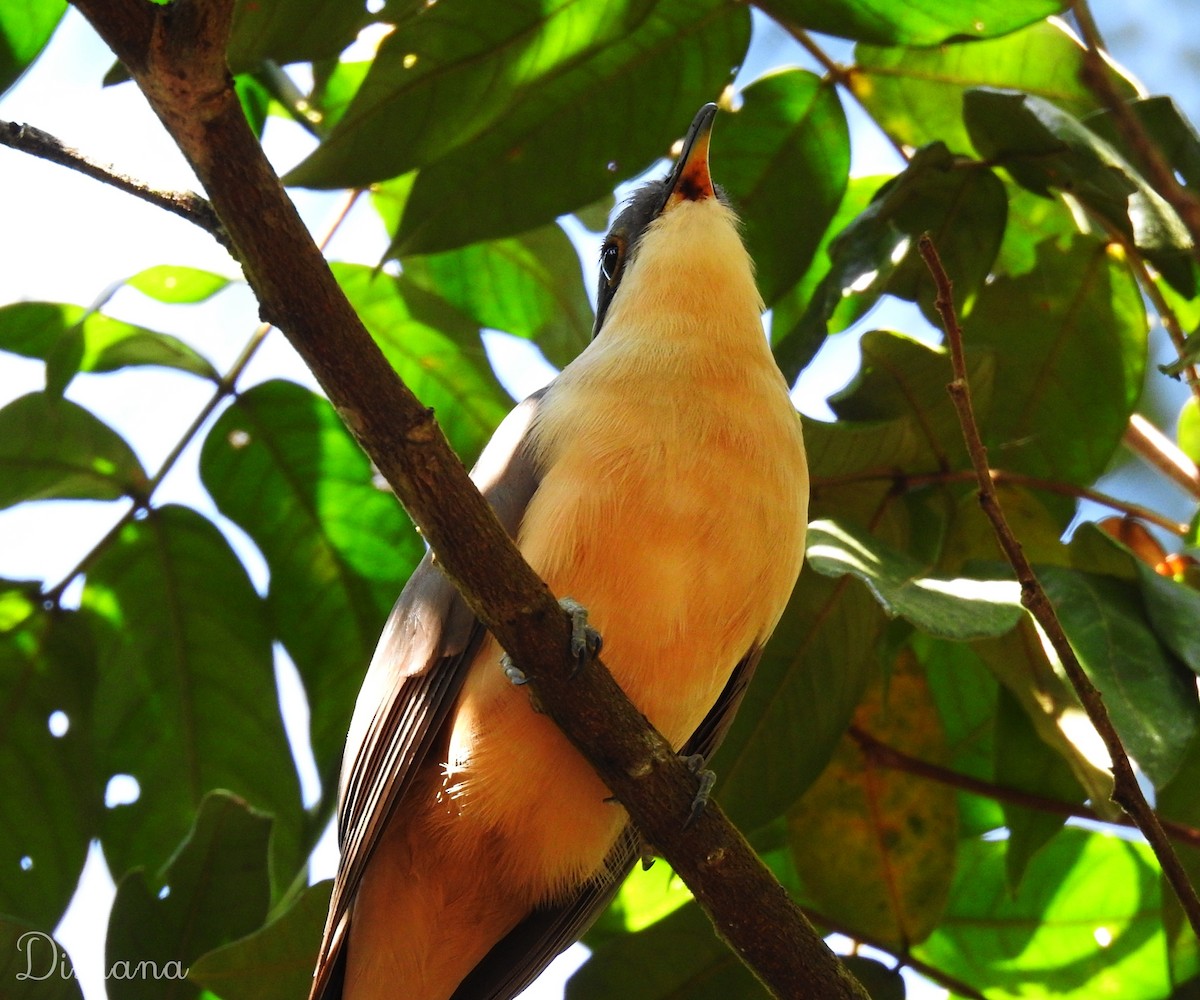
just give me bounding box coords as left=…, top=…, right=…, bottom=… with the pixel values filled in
left=664, top=103, right=717, bottom=207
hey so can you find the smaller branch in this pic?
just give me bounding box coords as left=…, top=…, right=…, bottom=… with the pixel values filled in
left=0, top=119, right=231, bottom=250
left=1124, top=414, right=1200, bottom=501
left=849, top=726, right=1200, bottom=849
left=918, top=233, right=1200, bottom=940
left=1073, top=1, right=1200, bottom=260
left=802, top=903, right=986, bottom=1000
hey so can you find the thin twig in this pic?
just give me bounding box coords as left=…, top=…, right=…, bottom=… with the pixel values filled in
left=0, top=119, right=231, bottom=250
left=849, top=726, right=1200, bottom=849
left=918, top=232, right=1200, bottom=940
left=1073, top=1, right=1200, bottom=260
left=813, top=466, right=1189, bottom=536
left=1124, top=414, right=1200, bottom=500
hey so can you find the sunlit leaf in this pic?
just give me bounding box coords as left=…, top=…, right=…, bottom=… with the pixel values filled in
left=0, top=0, right=66, bottom=95
left=0, top=392, right=147, bottom=508
left=125, top=265, right=232, bottom=304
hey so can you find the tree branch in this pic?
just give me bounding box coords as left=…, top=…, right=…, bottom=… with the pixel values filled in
left=918, top=233, right=1200, bottom=940
left=0, top=118, right=230, bottom=249
left=68, top=0, right=867, bottom=995
left=1124, top=413, right=1200, bottom=501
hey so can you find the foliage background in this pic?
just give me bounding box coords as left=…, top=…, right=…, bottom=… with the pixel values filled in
left=2, top=1, right=1200, bottom=998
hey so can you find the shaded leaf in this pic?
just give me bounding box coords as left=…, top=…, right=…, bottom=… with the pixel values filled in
left=0, top=605, right=100, bottom=928
left=852, top=20, right=1136, bottom=156
left=332, top=263, right=510, bottom=462
left=965, top=88, right=1194, bottom=295
left=755, top=0, right=1066, bottom=46
left=789, top=650, right=956, bottom=949
left=0, top=392, right=147, bottom=508
left=188, top=881, right=333, bottom=1000
left=806, top=519, right=1022, bottom=640
left=1158, top=736, right=1200, bottom=986
left=962, top=237, right=1146, bottom=485
left=82, top=505, right=303, bottom=890
left=713, top=68, right=849, bottom=305
left=0, top=0, right=66, bottom=95
left=200, top=381, right=421, bottom=780
left=106, top=792, right=272, bottom=1000
left=1083, top=95, right=1200, bottom=192
left=125, top=265, right=232, bottom=304
left=915, top=831, right=1167, bottom=999
left=402, top=223, right=592, bottom=369
left=0, top=302, right=218, bottom=383
left=842, top=956, right=906, bottom=1000
left=0, top=919, right=84, bottom=1000
left=226, top=0, right=368, bottom=74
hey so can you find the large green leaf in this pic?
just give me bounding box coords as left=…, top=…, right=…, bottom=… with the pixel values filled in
left=961, top=236, right=1146, bottom=485
left=106, top=792, right=272, bottom=1000
left=0, top=392, right=148, bottom=508
left=332, top=263, right=510, bottom=462
left=200, top=381, right=421, bottom=779
left=0, top=302, right=218, bottom=388
left=0, top=601, right=100, bottom=928
left=188, top=881, right=333, bottom=1000
left=81, top=505, right=303, bottom=891
left=806, top=519, right=1022, bottom=640
left=754, top=0, right=1067, bottom=46
left=0, top=918, right=84, bottom=1000
left=0, top=0, right=66, bottom=95
left=402, top=222, right=592, bottom=369
left=915, top=830, right=1167, bottom=998
left=852, top=20, right=1136, bottom=156
left=225, top=0, right=368, bottom=73
left=713, top=69, right=849, bottom=305
left=1037, top=564, right=1199, bottom=789
left=384, top=2, right=750, bottom=253
left=965, top=88, right=1194, bottom=295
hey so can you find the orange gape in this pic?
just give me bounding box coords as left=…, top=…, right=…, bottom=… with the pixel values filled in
left=310, top=104, right=810, bottom=1000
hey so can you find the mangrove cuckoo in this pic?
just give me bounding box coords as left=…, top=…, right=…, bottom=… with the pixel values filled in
left=310, top=103, right=809, bottom=1000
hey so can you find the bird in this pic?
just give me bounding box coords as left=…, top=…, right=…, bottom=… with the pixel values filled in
left=309, top=102, right=809, bottom=1000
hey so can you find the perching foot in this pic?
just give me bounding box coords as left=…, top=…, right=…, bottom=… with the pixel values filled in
left=501, top=653, right=528, bottom=686
left=560, top=596, right=602, bottom=673
left=682, top=753, right=716, bottom=828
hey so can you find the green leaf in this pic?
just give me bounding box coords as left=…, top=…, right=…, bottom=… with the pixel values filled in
left=0, top=0, right=66, bottom=95
left=125, top=265, right=232, bottom=304
left=965, top=88, right=1194, bottom=295
left=225, top=0, right=368, bottom=74
left=188, top=881, right=332, bottom=1000
left=402, top=223, right=592, bottom=369
left=587, top=863, right=693, bottom=945
left=993, top=182, right=1082, bottom=278
left=962, top=237, right=1146, bottom=485
left=1037, top=563, right=1199, bottom=788
left=713, top=69, right=849, bottom=305
left=570, top=900, right=766, bottom=1000
left=1135, top=559, right=1200, bottom=677
left=1158, top=737, right=1200, bottom=985
left=842, top=956, right=906, bottom=1000
left=852, top=20, right=1136, bottom=156
left=915, top=830, right=1167, bottom=998
left=0, top=302, right=219, bottom=383
left=0, top=392, right=148, bottom=508
left=200, top=381, right=421, bottom=780
left=755, top=0, right=1067, bottom=46
left=1178, top=397, right=1200, bottom=465
left=333, top=263, right=510, bottom=462
left=0, top=606, right=101, bottom=928
left=382, top=0, right=750, bottom=253
left=82, top=505, right=303, bottom=892
left=0, top=919, right=84, bottom=1000
left=106, top=792, right=272, bottom=1000
left=806, top=519, right=1022, bottom=640
left=1083, top=95, right=1200, bottom=192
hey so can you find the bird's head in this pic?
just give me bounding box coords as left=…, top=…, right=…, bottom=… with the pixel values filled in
left=592, top=103, right=760, bottom=340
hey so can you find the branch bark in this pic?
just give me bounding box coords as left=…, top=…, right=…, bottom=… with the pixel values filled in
left=919, top=233, right=1200, bottom=941
left=67, top=0, right=867, bottom=996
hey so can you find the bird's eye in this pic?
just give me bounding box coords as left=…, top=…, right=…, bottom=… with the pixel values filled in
left=600, top=240, right=623, bottom=285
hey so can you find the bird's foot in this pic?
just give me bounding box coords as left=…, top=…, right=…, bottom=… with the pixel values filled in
left=500, top=653, right=528, bottom=686
left=681, top=753, right=716, bottom=828
left=560, top=596, right=602, bottom=675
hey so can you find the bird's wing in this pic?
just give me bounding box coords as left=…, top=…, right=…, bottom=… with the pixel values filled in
left=310, top=390, right=548, bottom=1000
left=450, top=644, right=764, bottom=1000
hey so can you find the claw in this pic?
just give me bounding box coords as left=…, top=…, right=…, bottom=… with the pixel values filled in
left=682, top=753, right=716, bottom=828
left=560, top=596, right=601, bottom=673
left=501, top=653, right=528, bottom=686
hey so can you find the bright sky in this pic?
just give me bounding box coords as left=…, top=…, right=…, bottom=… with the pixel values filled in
left=1, top=2, right=1195, bottom=999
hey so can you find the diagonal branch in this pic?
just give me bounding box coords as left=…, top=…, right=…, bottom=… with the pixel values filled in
left=67, top=0, right=868, bottom=996
left=918, top=232, right=1200, bottom=940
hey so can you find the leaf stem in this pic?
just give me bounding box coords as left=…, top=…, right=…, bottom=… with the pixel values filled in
left=918, top=232, right=1200, bottom=940
left=1124, top=413, right=1200, bottom=501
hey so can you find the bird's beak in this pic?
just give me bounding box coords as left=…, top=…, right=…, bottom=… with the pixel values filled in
left=664, top=103, right=717, bottom=208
